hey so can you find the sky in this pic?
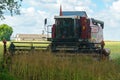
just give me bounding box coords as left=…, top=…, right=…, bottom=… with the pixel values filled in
left=0, top=0, right=120, bottom=41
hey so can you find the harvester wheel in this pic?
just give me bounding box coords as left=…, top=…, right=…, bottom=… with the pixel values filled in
left=101, top=48, right=111, bottom=60
left=102, top=48, right=110, bottom=56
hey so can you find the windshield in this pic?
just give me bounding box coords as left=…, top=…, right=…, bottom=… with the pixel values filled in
left=55, top=18, right=74, bottom=38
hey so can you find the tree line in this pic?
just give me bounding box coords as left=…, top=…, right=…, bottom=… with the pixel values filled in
left=0, top=0, right=22, bottom=41
left=0, top=24, right=13, bottom=41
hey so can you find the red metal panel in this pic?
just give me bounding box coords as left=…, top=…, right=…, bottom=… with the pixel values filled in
left=52, top=24, right=56, bottom=38
left=87, top=19, right=91, bottom=39
left=80, top=17, right=91, bottom=39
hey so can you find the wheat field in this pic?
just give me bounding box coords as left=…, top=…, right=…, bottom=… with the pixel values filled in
left=0, top=41, right=120, bottom=80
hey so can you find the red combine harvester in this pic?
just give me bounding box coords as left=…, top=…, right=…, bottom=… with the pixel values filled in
left=45, top=8, right=110, bottom=59
left=8, top=6, right=110, bottom=60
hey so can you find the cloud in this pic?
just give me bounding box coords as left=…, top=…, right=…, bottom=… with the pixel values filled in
left=0, top=6, right=49, bottom=35
left=94, top=0, right=120, bottom=40
left=103, top=0, right=120, bottom=28
left=110, top=0, right=120, bottom=13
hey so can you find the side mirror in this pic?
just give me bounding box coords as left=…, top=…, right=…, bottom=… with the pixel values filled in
left=101, top=23, right=104, bottom=29
left=44, top=18, right=47, bottom=25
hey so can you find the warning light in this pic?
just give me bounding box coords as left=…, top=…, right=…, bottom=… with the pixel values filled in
left=82, top=26, right=86, bottom=30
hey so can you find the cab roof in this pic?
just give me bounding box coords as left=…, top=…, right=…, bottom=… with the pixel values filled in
left=62, top=11, right=87, bottom=17
left=54, top=15, right=80, bottom=19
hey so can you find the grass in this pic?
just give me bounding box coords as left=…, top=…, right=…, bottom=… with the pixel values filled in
left=105, top=41, right=120, bottom=59
left=0, top=41, right=120, bottom=80
left=0, top=42, right=3, bottom=59
left=8, top=52, right=120, bottom=80
left=0, top=42, right=18, bottom=80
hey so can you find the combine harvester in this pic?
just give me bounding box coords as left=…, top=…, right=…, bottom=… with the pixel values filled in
left=45, top=6, right=110, bottom=59
left=9, top=6, right=110, bottom=60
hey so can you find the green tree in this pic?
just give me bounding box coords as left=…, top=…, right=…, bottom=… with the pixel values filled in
left=0, top=0, right=22, bottom=19
left=0, top=24, right=13, bottom=41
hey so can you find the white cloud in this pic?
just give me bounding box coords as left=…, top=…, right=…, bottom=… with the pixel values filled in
left=105, top=0, right=120, bottom=28
left=94, top=0, right=120, bottom=40
left=103, top=0, right=115, bottom=3
left=110, top=0, right=120, bottom=13
left=29, top=0, right=40, bottom=6
left=0, top=6, right=50, bottom=35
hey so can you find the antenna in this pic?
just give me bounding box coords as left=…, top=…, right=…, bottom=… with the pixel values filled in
left=59, top=5, right=63, bottom=16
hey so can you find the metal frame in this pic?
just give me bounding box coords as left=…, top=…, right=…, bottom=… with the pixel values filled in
left=54, top=16, right=80, bottom=19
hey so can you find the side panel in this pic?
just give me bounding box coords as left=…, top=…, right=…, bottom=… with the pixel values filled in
left=52, top=24, right=56, bottom=38
left=96, top=26, right=103, bottom=43
left=87, top=19, right=91, bottom=39
left=80, top=17, right=91, bottom=39
left=90, top=22, right=103, bottom=43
